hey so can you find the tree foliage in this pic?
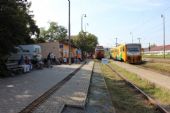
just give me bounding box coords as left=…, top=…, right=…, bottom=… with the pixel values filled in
left=0, top=0, right=39, bottom=76
left=38, top=21, right=67, bottom=41
left=72, top=31, right=98, bottom=56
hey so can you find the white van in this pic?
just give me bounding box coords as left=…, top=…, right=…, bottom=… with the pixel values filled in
left=8, top=45, right=41, bottom=61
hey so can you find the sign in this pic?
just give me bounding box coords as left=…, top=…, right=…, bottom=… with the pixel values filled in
left=102, top=58, right=108, bottom=64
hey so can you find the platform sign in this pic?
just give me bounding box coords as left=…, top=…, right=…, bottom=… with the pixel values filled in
left=102, top=58, right=108, bottom=64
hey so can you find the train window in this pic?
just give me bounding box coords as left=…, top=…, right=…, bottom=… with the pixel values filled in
left=128, top=48, right=139, bottom=52
left=95, top=46, right=104, bottom=51
left=23, top=49, right=29, bottom=52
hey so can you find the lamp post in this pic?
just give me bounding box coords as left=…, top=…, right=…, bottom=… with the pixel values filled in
left=84, top=23, right=89, bottom=32
left=130, top=32, right=133, bottom=43
left=81, top=14, right=86, bottom=31
left=161, top=14, right=165, bottom=59
left=68, top=0, right=71, bottom=65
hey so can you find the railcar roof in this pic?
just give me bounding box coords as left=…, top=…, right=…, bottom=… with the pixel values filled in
left=125, top=43, right=141, bottom=45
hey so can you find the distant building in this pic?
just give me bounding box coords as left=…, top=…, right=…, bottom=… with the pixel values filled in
left=59, top=41, right=81, bottom=59
left=37, top=40, right=81, bottom=60
left=38, top=41, right=60, bottom=59
left=143, top=44, right=170, bottom=55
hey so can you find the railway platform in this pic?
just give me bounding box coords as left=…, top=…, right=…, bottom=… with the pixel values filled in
left=112, top=60, right=170, bottom=90
left=0, top=60, right=116, bottom=113
left=33, top=60, right=94, bottom=113
left=0, top=64, right=81, bottom=113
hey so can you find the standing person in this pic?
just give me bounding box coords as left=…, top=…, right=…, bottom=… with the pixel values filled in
left=50, top=52, right=54, bottom=64
left=18, top=55, right=24, bottom=65
left=47, top=52, right=51, bottom=68
left=53, top=56, right=57, bottom=64
left=63, top=57, right=67, bottom=64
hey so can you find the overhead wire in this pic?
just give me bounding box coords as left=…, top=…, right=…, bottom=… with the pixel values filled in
left=129, top=6, right=170, bottom=46
left=131, top=6, right=170, bottom=33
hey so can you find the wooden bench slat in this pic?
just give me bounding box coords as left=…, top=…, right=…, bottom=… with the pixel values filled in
left=6, top=62, right=23, bottom=74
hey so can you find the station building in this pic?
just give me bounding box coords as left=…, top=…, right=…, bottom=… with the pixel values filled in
left=37, top=40, right=81, bottom=62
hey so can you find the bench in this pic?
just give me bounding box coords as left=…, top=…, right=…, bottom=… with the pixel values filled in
left=6, top=62, right=23, bottom=74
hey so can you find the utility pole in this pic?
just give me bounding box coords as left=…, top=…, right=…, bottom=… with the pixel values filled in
left=161, top=14, right=166, bottom=59
left=149, top=42, right=150, bottom=52
left=81, top=14, right=86, bottom=31
left=68, top=0, right=71, bottom=65
left=130, top=32, right=133, bottom=43
left=115, top=37, right=118, bottom=47
left=137, top=37, right=141, bottom=43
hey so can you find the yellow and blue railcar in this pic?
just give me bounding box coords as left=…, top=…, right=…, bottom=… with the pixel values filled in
left=110, top=48, right=117, bottom=59
left=110, top=43, right=142, bottom=63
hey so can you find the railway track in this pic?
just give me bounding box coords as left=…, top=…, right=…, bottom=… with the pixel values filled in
left=19, top=62, right=86, bottom=113
left=106, top=64, right=169, bottom=113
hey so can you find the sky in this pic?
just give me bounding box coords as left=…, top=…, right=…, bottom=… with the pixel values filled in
left=29, top=0, right=170, bottom=48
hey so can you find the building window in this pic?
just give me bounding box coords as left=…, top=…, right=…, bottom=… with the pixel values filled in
left=60, top=44, right=63, bottom=48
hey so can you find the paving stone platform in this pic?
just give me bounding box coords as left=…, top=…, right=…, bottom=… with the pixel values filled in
left=62, top=62, right=115, bottom=113
left=0, top=64, right=81, bottom=113
left=33, top=97, right=65, bottom=113
left=33, top=60, right=94, bottom=113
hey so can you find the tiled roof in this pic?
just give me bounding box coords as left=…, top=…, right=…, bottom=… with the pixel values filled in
left=144, top=45, right=170, bottom=51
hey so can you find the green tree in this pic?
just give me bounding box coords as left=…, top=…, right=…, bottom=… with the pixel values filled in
left=57, top=25, right=67, bottom=41
left=86, top=33, right=98, bottom=53
left=0, top=0, right=39, bottom=76
left=34, top=27, right=48, bottom=43
left=39, top=27, right=48, bottom=40
left=38, top=22, right=67, bottom=41
left=72, top=31, right=98, bottom=58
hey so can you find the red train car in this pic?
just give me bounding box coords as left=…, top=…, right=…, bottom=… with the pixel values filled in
left=95, top=46, right=105, bottom=59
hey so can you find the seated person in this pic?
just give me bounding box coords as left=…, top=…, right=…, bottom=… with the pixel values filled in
left=33, top=54, right=44, bottom=69
left=24, top=56, right=32, bottom=70
left=18, top=55, right=30, bottom=73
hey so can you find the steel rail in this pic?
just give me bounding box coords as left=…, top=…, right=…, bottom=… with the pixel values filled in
left=107, top=64, right=169, bottom=113
left=19, top=62, right=86, bottom=113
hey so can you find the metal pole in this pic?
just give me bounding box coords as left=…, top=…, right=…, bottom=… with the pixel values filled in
left=84, top=23, right=88, bottom=32
left=81, top=16, right=83, bottom=31
left=161, top=14, right=165, bottom=59
left=115, top=37, right=117, bottom=47
left=137, top=37, right=141, bottom=43
left=81, top=14, right=86, bottom=32
left=68, top=0, right=71, bottom=65
left=130, top=32, right=133, bottom=43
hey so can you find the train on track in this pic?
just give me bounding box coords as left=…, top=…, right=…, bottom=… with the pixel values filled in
left=95, top=46, right=105, bottom=59
left=110, top=43, right=142, bottom=63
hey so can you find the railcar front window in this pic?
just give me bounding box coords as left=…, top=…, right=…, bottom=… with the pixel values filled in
left=128, top=48, right=139, bottom=52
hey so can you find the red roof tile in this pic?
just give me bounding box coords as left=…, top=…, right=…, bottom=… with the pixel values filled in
left=144, top=44, right=170, bottom=51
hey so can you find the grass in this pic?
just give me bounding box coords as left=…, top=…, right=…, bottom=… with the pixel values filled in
left=109, top=62, right=170, bottom=106
left=100, top=62, right=158, bottom=113
left=141, top=62, right=170, bottom=75
left=143, top=54, right=170, bottom=59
